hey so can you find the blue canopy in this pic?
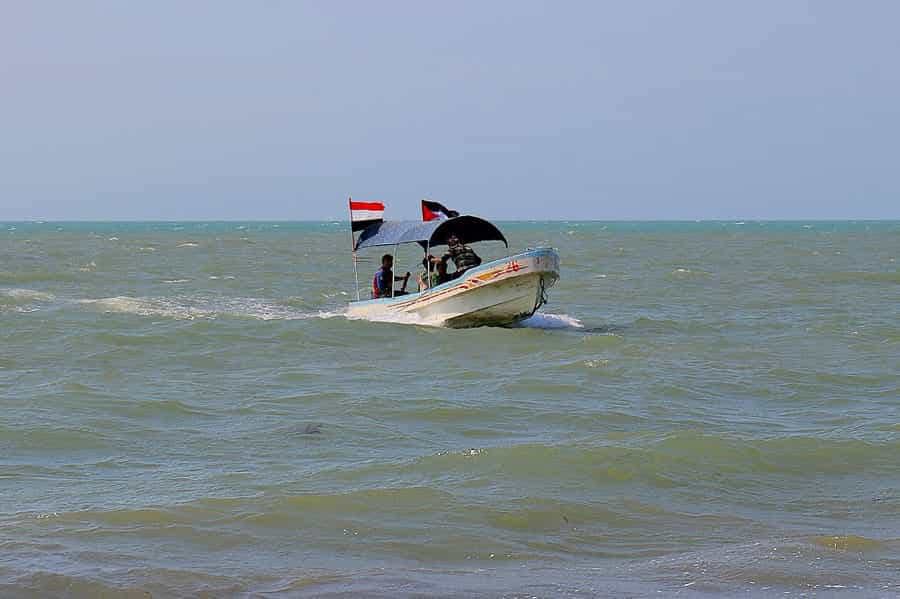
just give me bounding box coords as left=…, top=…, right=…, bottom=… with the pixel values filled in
left=354, top=215, right=508, bottom=251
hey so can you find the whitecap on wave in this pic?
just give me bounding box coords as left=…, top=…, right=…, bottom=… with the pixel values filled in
left=670, top=267, right=712, bottom=278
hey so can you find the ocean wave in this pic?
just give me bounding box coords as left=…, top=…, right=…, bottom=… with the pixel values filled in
left=806, top=534, right=887, bottom=552
left=103, top=398, right=213, bottom=419
left=34, top=487, right=456, bottom=532
left=816, top=271, right=900, bottom=285
left=631, top=537, right=896, bottom=593
left=652, top=432, right=900, bottom=475
left=339, top=435, right=900, bottom=488
left=0, top=270, right=75, bottom=284
left=0, top=424, right=113, bottom=451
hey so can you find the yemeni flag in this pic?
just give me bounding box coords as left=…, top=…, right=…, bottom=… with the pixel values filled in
left=421, top=199, right=460, bottom=222
left=349, top=198, right=385, bottom=232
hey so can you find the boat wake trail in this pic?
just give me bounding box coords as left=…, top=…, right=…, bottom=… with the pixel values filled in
left=78, top=296, right=340, bottom=321
left=73, top=295, right=581, bottom=330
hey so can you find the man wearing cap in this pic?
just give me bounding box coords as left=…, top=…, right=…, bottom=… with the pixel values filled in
left=439, top=234, right=481, bottom=279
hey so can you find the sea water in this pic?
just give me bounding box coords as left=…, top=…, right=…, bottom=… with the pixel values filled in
left=1, top=221, right=898, bottom=597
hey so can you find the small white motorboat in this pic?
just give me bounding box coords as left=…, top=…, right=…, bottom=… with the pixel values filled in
left=346, top=213, right=560, bottom=328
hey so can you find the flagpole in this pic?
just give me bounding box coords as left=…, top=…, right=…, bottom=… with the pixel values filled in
left=348, top=197, right=360, bottom=301
left=422, top=200, right=431, bottom=288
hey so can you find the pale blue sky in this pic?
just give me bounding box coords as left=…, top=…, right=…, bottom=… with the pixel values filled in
left=2, top=1, right=898, bottom=220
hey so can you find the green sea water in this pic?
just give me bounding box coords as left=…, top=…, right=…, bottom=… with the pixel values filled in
left=1, top=221, right=898, bottom=597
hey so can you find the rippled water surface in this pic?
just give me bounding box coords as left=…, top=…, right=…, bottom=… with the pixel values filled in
left=1, top=221, right=899, bottom=597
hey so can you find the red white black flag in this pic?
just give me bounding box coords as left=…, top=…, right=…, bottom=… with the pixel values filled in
left=421, top=199, right=460, bottom=221
left=349, top=198, right=385, bottom=231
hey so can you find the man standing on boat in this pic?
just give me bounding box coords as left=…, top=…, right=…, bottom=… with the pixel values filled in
left=439, top=234, right=481, bottom=278
left=373, top=254, right=410, bottom=298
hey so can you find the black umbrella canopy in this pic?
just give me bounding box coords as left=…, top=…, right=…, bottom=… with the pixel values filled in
left=354, top=215, right=507, bottom=250
left=428, top=216, right=507, bottom=248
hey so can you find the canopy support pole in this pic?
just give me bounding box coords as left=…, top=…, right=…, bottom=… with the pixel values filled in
left=392, top=243, right=399, bottom=298
left=348, top=199, right=360, bottom=301
left=426, top=241, right=431, bottom=289
left=351, top=249, right=360, bottom=301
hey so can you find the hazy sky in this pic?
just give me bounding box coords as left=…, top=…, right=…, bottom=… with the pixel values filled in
left=2, top=1, right=898, bottom=220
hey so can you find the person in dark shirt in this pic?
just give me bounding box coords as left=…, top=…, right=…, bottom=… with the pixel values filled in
left=372, top=254, right=409, bottom=298
left=441, top=234, right=481, bottom=278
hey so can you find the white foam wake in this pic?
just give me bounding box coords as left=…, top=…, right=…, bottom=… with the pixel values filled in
left=78, top=296, right=338, bottom=321
left=516, top=312, right=584, bottom=329
left=1, top=288, right=57, bottom=303
left=0, top=288, right=57, bottom=313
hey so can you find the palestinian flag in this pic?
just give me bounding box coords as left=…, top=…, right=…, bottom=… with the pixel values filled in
left=349, top=199, right=385, bottom=231
left=422, top=199, right=460, bottom=222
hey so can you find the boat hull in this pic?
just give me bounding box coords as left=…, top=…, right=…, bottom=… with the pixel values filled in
left=347, top=248, right=560, bottom=328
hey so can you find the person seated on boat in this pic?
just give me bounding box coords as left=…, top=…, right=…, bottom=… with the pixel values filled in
left=373, top=254, right=410, bottom=298
left=417, top=256, right=431, bottom=292
left=418, top=254, right=453, bottom=291
left=441, top=234, right=481, bottom=279
left=430, top=256, right=452, bottom=287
